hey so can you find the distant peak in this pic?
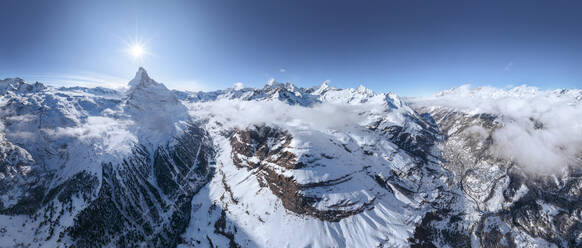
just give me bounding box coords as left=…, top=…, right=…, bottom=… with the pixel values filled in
left=1, top=77, right=45, bottom=93
left=313, top=80, right=331, bottom=95
left=356, top=85, right=373, bottom=95
left=1, top=77, right=25, bottom=85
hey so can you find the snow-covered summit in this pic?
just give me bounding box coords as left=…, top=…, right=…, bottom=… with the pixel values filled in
left=123, top=68, right=189, bottom=145
left=128, top=67, right=154, bottom=89
left=125, top=67, right=180, bottom=106
left=312, top=80, right=332, bottom=95
left=173, top=78, right=413, bottom=112
left=126, top=67, right=174, bottom=98
left=0, top=78, right=45, bottom=94
left=431, top=84, right=582, bottom=101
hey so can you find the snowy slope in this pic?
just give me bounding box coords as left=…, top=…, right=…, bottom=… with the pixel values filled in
left=0, top=69, right=214, bottom=247
left=177, top=88, right=449, bottom=247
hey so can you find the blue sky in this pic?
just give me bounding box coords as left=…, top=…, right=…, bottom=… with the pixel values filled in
left=1, top=0, right=581, bottom=96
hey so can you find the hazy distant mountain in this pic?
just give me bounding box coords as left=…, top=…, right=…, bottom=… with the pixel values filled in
left=0, top=69, right=580, bottom=247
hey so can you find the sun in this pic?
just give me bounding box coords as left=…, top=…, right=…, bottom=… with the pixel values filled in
left=122, top=33, right=151, bottom=63
left=129, top=43, right=145, bottom=59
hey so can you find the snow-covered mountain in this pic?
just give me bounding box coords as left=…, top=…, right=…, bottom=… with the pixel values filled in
left=0, top=69, right=580, bottom=247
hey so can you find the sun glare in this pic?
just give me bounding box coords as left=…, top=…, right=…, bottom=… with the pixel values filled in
left=122, top=32, right=151, bottom=63
left=129, top=43, right=145, bottom=59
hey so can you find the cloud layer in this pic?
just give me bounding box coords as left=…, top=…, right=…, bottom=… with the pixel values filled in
left=187, top=99, right=387, bottom=133
left=45, top=116, right=137, bottom=158
left=411, top=84, right=582, bottom=173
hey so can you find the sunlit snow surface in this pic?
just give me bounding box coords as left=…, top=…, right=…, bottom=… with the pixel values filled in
left=179, top=91, right=442, bottom=247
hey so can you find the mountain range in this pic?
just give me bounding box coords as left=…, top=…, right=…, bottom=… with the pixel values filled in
left=0, top=68, right=581, bottom=247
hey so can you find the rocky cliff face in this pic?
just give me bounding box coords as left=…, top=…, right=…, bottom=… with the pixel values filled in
left=229, top=126, right=376, bottom=222
left=69, top=124, right=214, bottom=247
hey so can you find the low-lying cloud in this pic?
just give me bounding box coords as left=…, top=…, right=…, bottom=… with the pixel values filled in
left=411, top=84, right=582, bottom=173
left=45, top=116, right=137, bottom=158
left=187, top=99, right=387, bottom=132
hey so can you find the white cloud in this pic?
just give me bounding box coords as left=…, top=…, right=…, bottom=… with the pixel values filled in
left=233, top=82, right=244, bottom=90
left=45, top=116, right=137, bottom=157
left=280, top=68, right=287, bottom=73
left=23, top=73, right=128, bottom=90
left=187, top=99, right=385, bottom=132
left=5, top=114, right=36, bottom=122
left=411, top=84, right=582, bottom=173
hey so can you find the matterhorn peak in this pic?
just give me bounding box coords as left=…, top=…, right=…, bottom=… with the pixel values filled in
left=124, top=67, right=178, bottom=106
left=136, top=66, right=149, bottom=78
left=123, top=67, right=188, bottom=144
left=127, top=67, right=161, bottom=91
